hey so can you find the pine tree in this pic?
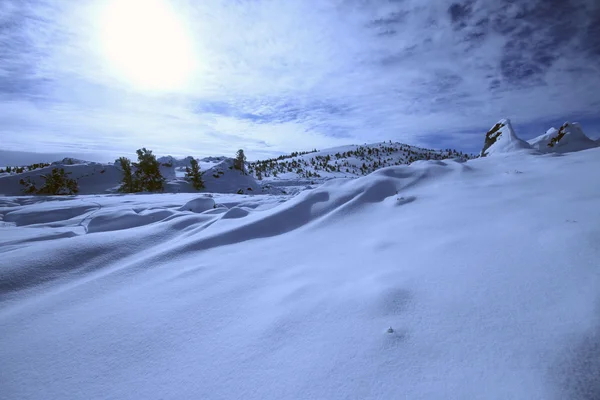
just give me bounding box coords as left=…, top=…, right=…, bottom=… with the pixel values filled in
left=117, top=157, right=136, bottom=193
left=19, top=177, right=37, bottom=194
left=133, top=148, right=164, bottom=192
left=234, top=149, right=246, bottom=173
left=37, top=168, right=78, bottom=195
left=185, top=158, right=204, bottom=190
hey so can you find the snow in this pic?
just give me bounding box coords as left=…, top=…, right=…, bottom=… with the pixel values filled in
left=1, top=146, right=600, bottom=399
left=480, top=118, right=532, bottom=157
left=528, top=122, right=600, bottom=153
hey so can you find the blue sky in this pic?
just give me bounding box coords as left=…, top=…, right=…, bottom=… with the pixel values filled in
left=1, top=0, right=599, bottom=160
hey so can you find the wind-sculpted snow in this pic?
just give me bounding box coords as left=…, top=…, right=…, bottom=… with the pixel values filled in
left=1, top=150, right=600, bottom=400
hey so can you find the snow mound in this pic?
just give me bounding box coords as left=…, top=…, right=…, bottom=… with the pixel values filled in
left=203, top=158, right=262, bottom=194
left=222, top=206, right=251, bottom=219
left=178, top=197, right=216, bottom=213
left=480, top=118, right=531, bottom=157
left=528, top=122, right=599, bottom=153
left=86, top=208, right=176, bottom=233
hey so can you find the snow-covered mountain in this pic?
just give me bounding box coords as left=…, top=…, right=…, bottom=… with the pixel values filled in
left=479, top=118, right=532, bottom=157
left=1, top=144, right=599, bottom=399
left=528, top=121, right=599, bottom=153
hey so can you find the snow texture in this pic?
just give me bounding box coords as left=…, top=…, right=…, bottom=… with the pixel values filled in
left=1, top=146, right=600, bottom=400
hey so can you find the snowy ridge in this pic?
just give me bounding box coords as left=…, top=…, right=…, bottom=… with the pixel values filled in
left=250, top=141, right=474, bottom=181
left=2, top=147, right=600, bottom=399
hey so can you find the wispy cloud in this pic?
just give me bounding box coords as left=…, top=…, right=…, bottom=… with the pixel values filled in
left=1, top=0, right=599, bottom=159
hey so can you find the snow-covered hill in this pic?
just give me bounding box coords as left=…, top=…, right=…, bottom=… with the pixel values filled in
left=1, top=145, right=599, bottom=399
left=528, top=122, right=600, bottom=153
left=249, top=141, right=475, bottom=182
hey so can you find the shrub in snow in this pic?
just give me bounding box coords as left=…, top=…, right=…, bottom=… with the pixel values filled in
left=185, top=158, right=205, bottom=190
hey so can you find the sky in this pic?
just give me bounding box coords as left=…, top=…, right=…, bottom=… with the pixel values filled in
left=0, top=0, right=599, bottom=161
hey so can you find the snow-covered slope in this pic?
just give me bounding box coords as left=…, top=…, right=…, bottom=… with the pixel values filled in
left=0, top=161, right=122, bottom=196
left=528, top=122, right=599, bottom=153
left=480, top=118, right=532, bottom=157
left=1, top=147, right=599, bottom=399
left=201, top=157, right=262, bottom=194
left=250, top=141, right=474, bottom=182
left=0, top=158, right=265, bottom=196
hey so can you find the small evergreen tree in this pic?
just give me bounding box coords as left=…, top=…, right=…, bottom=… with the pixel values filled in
left=133, top=148, right=164, bottom=192
left=117, top=157, right=136, bottom=193
left=234, top=149, right=246, bottom=173
left=19, top=177, right=37, bottom=194
left=38, top=168, right=79, bottom=195
left=185, top=158, right=204, bottom=190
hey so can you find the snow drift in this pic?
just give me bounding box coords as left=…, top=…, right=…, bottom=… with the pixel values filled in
left=2, top=147, right=600, bottom=399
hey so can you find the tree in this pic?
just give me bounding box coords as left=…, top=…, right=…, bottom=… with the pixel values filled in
left=37, top=168, right=79, bottom=195
left=19, top=177, right=37, bottom=194
left=234, top=149, right=246, bottom=173
left=117, top=157, right=136, bottom=193
left=185, top=158, right=204, bottom=190
left=134, top=148, right=164, bottom=192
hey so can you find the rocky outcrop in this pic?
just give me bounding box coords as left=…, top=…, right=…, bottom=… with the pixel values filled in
left=480, top=118, right=531, bottom=157
left=528, top=122, right=599, bottom=153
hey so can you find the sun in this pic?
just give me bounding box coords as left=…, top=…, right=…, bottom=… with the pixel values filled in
left=100, top=0, right=196, bottom=91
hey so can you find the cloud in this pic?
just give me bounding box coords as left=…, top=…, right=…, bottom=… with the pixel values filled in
left=0, top=0, right=599, bottom=158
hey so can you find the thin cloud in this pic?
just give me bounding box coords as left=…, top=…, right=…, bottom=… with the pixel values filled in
left=0, top=0, right=599, bottom=159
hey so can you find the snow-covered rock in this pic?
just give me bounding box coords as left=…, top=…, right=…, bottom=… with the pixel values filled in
left=528, top=122, right=599, bottom=153
left=178, top=196, right=216, bottom=213
left=480, top=118, right=531, bottom=157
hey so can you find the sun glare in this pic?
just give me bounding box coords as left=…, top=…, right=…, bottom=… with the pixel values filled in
left=100, top=0, right=196, bottom=91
